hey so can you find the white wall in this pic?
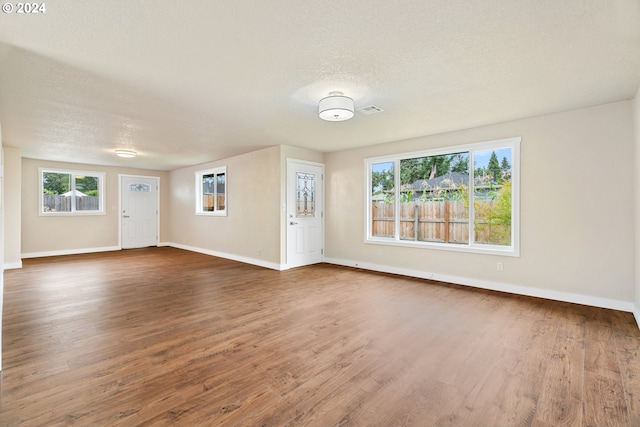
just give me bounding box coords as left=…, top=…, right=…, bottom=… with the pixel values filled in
left=7, top=100, right=640, bottom=319
left=634, top=86, right=640, bottom=324
left=168, top=145, right=283, bottom=268
left=325, top=101, right=635, bottom=310
left=18, top=144, right=325, bottom=269
left=0, top=123, right=4, bottom=370
left=3, top=146, right=21, bottom=268
left=21, top=158, right=170, bottom=257
left=167, top=145, right=325, bottom=269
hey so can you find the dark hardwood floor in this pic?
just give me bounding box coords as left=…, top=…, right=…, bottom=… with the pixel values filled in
left=1, top=247, right=639, bottom=426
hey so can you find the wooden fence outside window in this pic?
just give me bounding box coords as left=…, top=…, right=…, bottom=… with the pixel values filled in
left=372, top=201, right=510, bottom=245
left=43, top=195, right=99, bottom=212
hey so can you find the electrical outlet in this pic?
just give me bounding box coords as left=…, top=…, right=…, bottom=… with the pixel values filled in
left=496, top=262, right=504, bottom=271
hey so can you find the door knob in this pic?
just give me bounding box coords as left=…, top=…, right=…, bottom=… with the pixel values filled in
left=289, top=221, right=298, bottom=225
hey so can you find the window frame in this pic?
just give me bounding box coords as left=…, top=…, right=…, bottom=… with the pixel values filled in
left=39, top=168, right=106, bottom=216
left=195, top=166, right=227, bottom=216
left=365, top=137, right=520, bottom=257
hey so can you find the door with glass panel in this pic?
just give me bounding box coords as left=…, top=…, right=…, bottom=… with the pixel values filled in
left=286, top=159, right=324, bottom=268
left=120, top=175, right=159, bottom=249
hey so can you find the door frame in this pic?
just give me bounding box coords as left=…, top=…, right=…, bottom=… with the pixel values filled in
left=286, top=158, right=325, bottom=268
left=118, top=174, right=160, bottom=249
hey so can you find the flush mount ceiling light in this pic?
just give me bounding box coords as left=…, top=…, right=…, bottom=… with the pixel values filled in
left=115, top=149, right=137, bottom=158
left=319, top=91, right=354, bottom=121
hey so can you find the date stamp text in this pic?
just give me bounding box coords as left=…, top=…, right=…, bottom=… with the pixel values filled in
left=2, top=3, right=46, bottom=14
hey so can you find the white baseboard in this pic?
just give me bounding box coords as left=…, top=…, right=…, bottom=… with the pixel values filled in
left=633, top=305, right=640, bottom=330
left=324, top=257, right=635, bottom=314
left=19, top=243, right=285, bottom=271
left=165, top=242, right=285, bottom=271
left=3, top=260, right=22, bottom=270
left=21, top=246, right=121, bottom=259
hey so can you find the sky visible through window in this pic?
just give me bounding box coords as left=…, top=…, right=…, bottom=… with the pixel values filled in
left=474, top=148, right=511, bottom=170
left=372, top=147, right=512, bottom=174
left=372, top=162, right=393, bottom=173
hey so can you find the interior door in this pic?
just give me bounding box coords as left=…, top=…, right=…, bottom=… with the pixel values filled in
left=120, top=175, right=159, bottom=249
left=286, top=159, right=324, bottom=268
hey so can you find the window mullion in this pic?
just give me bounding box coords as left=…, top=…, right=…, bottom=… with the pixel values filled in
left=213, top=173, right=218, bottom=212
left=213, top=173, right=218, bottom=211
left=70, top=174, right=76, bottom=212
left=468, top=152, right=475, bottom=247
left=394, top=159, right=401, bottom=241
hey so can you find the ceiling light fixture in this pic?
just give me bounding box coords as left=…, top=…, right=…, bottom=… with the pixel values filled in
left=319, top=91, right=354, bottom=121
left=115, top=149, right=137, bottom=158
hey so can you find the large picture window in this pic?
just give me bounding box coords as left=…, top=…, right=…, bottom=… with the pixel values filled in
left=366, top=137, right=520, bottom=256
left=39, top=168, right=106, bottom=215
left=195, top=166, right=226, bottom=216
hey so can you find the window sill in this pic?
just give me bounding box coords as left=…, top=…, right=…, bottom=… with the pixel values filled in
left=195, top=211, right=227, bottom=217
left=39, top=211, right=106, bottom=216
left=365, top=237, right=519, bottom=257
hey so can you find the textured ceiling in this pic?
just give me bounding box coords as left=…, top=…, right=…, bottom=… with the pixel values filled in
left=0, top=0, right=639, bottom=170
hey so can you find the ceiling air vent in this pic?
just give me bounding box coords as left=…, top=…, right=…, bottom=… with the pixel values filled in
left=357, top=105, right=384, bottom=115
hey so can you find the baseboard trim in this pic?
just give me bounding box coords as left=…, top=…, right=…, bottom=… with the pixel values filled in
left=21, top=246, right=121, bottom=259
left=324, top=257, right=635, bottom=313
left=3, top=260, right=22, bottom=270
left=633, top=305, right=640, bottom=330
left=165, top=243, right=285, bottom=271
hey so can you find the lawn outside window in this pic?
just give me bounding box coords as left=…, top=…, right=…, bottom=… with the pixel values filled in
left=365, top=137, right=520, bottom=256
left=195, top=166, right=227, bottom=216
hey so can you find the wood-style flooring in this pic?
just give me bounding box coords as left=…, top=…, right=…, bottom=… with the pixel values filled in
left=1, top=247, right=639, bottom=426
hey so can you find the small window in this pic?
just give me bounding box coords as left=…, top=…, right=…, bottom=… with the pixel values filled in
left=39, top=168, right=106, bottom=215
left=366, top=137, right=520, bottom=256
left=296, top=172, right=316, bottom=218
left=129, top=183, right=151, bottom=192
left=195, top=166, right=227, bottom=216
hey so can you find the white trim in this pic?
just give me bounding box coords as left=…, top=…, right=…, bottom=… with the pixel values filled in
left=3, top=261, right=22, bottom=270
left=364, top=238, right=520, bottom=257
left=22, top=246, right=121, bottom=259
left=22, top=244, right=285, bottom=270
left=633, top=305, right=640, bottom=330
left=165, top=242, right=286, bottom=271
left=324, top=257, right=635, bottom=313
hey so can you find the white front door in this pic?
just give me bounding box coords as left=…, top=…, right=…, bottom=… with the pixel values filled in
left=120, top=175, right=159, bottom=249
left=286, top=159, right=324, bottom=268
